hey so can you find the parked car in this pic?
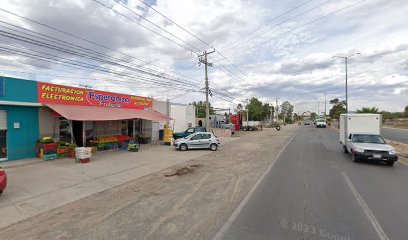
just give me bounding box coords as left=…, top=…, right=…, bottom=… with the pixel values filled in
left=172, top=127, right=207, bottom=140
left=316, top=119, right=327, bottom=128
left=0, top=167, right=7, bottom=195
left=174, top=132, right=220, bottom=151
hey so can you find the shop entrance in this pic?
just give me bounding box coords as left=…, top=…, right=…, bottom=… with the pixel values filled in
left=72, top=120, right=83, bottom=146
left=0, top=110, right=7, bottom=160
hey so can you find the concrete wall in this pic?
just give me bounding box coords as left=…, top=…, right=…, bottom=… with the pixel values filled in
left=39, top=107, right=56, bottom=138
left=170, top=104, right=195, bottom=133
left=152, top=100, right=169, bottom=116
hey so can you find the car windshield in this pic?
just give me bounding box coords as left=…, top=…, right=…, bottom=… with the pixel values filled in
left=186, top=128, right=194, bottom=133
left=352, top=134, right=386, bottom=144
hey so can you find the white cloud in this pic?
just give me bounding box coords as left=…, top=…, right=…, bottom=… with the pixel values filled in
left=0, top=0, right=407, bottom=113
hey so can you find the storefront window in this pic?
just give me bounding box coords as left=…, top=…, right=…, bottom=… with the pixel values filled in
left=59, top=118, right=72, bottom=143
left=85, top=121, right=94, bottom=142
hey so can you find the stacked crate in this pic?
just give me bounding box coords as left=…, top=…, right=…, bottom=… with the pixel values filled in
left=42, top=143, right=58, bottom=161
left=57, top=146, right=69, bottom=159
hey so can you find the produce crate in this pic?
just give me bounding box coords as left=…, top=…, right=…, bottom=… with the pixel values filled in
left=57, top=153, right=67, bottom=159
left=90, top=146, right=97, bottom=153
left=57, top=146, right=69, bottom=154
left=44, top=149, right=57, bottom=155
left=43, top=154, right=57, bottom=161
left=43, top=143, right=58, bottom=150
left=79, top=158, right=90, bottom=164
left=121, top=145, right=128, bottom=150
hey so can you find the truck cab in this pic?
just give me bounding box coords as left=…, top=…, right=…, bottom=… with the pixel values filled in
left=172, top=127, right=207, bottom=140
left=345, top=133, right=398, bottom=165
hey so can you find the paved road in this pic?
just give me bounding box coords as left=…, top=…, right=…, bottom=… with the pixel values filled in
left=220, top=125, right=408, bottom=240
left=382, top=127, right=408, bottom=144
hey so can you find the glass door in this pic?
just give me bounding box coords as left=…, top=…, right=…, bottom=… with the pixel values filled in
left=0, top=110, right=7, bottom=160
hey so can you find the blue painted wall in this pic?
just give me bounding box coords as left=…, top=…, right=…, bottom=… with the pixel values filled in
left=0, top=77, right=39, bottom=160
left=0, top=105, right=39, bottom=160
left=0, top=76, right=38, bottom=102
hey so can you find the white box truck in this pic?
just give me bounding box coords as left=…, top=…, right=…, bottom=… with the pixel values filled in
left=340, top=114, right=398, bottom=166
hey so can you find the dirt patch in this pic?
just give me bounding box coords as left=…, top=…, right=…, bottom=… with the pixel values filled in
left=0, top=126, right=298, bottom=240
left=164, top=164, right=203, bottom=177
left=384, top=119, right=408, bottom=129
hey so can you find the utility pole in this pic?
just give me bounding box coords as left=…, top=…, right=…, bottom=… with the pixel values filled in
left=332, top=52, right=361, bottom=114
left=199, top=50, right=215, bottom=130
left=275, top=98, right=280, bottom=123
left=324, top=91, right=327, bottom=115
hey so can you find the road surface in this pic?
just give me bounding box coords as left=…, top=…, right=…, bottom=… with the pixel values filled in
left=382, top=127, right=408, bottom=144
left=220, top=125, right=408, bottom=240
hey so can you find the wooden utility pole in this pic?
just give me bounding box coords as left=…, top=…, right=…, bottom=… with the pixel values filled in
left=199, top=50, right=215, bottom=130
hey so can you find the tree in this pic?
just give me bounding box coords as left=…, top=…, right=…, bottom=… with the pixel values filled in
left=280, top=101, right=294, bottom=123
left=310, top=112, right=317, bottom=120
left=405, top=105, right=408, bottom=117
left=190, top=101, right=214, bottom=118
left=245, top=97, right=271, bottom=121
left=329, top=98, right=346, bottom=119
left=357, top=107, right=379, bottom=113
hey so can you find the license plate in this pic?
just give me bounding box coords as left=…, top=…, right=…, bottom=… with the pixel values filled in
left=373, top=154, right=382, bottom=159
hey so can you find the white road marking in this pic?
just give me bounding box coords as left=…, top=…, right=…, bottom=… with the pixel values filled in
left=342, top=172, right=390, bottom=240
left=212, top=127, right=301, bottom=240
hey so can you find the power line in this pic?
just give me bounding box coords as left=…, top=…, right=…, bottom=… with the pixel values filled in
left=222, top=0, right=334, bottom=53
left=0, top=7, right=201, bottom=85
left=220, top=0, right=317, bottom=49
left=226, top=0, right=369, bottom=59
left=91, top=0, right=200, bottom=53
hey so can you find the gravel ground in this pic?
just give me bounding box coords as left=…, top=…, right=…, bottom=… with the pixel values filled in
left=0, top=125, right=298, bottom=240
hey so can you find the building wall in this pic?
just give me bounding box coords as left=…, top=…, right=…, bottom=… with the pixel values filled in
left=170, top=105, right=187, bottom=132
left=0, top=105, right=39, bottom=160
left=0, top=77, right=38, bottom=102
left=39, top=107, right=56, bottom=138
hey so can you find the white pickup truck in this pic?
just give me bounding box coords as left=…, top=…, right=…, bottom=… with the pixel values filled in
left=340, top=114, right=398, bottom=166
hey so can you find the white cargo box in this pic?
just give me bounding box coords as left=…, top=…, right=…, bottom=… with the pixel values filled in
left=339, top=114, right=382, bottom=145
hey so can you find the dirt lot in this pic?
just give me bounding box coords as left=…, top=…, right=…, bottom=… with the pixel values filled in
left=384, top=118, right=408, bottom=129
left=0, top=125, right=298, bottom=240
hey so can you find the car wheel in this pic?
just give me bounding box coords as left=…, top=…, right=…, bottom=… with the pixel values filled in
left=179, top=144, right=188, bottom=151
left=210, top=144, right=218, bottom=151
left=386, top=161, right=394, bottom=166
left=276, top=126, right=281, bottom=131
left=343, top=146, right=348, bottom=154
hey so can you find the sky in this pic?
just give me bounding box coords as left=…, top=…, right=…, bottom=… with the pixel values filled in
left=0, top=0, right=407, bottom=114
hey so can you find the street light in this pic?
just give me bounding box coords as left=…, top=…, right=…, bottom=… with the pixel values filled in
left=332, top=52, right=361, bottom=113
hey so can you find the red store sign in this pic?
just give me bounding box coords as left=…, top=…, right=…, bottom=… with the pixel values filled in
left=37, top=82, right=152, bottom=109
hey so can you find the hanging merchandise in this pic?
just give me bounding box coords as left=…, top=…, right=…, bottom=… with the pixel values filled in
left=163, top=125, right=173, bottom=145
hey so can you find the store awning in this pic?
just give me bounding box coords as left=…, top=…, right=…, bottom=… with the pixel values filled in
left=45, top=104, right=172, bottom=122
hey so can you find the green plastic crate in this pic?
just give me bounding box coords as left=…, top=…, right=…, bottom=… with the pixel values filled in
left=43, top=154, right=57, bottom=161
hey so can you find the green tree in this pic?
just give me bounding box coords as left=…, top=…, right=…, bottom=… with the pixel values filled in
left=190, top=101, right=214, bottom=118
left=280, top=101, right=294, bottom=123
left=329, top=98, right=346, bottom=119
left=310, top=112, right=317, bottom=120
left=357, top=107, right=379, bottom=113
left=246, top=97, right=271, bottom=121
left=405, top=105, right=408, bottom=117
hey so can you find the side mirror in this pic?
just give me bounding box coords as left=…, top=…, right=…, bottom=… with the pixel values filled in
left=347, top=139, right=351, bottom=142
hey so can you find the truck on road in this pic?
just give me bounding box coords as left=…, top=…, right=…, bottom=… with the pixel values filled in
left=340, top=114, right=398, bottom=166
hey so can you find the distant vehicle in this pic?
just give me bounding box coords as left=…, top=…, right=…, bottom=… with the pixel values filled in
left=0, top=166, right=7, bottom=195
left=172, top=127, right=207, bottom=139
left=221, top=123, right=235, bottom=134
left=340, top=114, right=398, bottom=166
left=174, top=132, right=220, bottom=151
left=316, top=119, right=327, bottom=128
left=304, top=121, right=311, bottom=125
left=227, top=113, right=243, bottom=131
